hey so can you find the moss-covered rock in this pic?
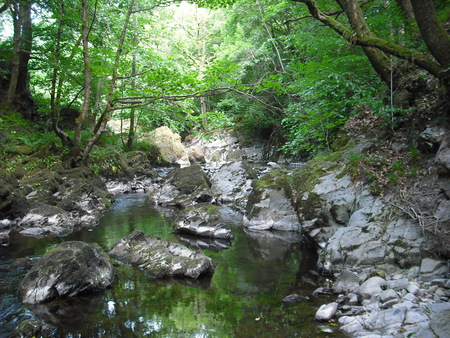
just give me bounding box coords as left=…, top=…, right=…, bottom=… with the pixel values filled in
left=18, top=241, right=114, bottom=304
left=244, top=170, right=301, bottom=232
left=150, top=164, right=214, bottom=208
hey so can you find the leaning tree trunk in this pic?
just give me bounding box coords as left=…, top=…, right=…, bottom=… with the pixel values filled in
left=7, top=2, right=23, bottom=105
left=336, top=0, right=393, bottom=87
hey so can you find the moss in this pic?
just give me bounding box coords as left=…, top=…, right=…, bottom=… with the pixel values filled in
left=292, top=152, right=344, bottom=194
left=255, top=169, right=293, bottom=200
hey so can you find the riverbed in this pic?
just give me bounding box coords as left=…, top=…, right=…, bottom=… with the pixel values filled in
left=0, top=193, right=343, bottom=337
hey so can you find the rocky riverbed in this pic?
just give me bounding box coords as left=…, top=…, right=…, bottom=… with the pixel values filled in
left=1, top=126, right=449, bottom=336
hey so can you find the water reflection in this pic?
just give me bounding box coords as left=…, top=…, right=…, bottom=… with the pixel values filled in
left=0, top=194, right=344, bottom=337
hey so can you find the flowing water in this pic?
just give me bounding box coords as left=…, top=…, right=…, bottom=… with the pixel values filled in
left=0, top=194, right=343, bottom=337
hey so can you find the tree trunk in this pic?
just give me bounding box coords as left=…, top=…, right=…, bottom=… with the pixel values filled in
left=82, top=0, right=136, bottom=163
left=410, top=0, right=450, bottom=70
left=16, top=0, right=32, bottom=95
left=126, top=8, right=139, bottom=150
left=336, top=0, right=392, bottom=86
left=7, top=2, right=23, bottom=105
left=75, top=0, right=92, bottom=155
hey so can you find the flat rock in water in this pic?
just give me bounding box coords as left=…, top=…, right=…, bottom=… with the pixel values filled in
left=174, top=203, right=233, bottom=240
left=18, top=241, right=114, bottom=304
left=108, top=230, right=215, bottom=279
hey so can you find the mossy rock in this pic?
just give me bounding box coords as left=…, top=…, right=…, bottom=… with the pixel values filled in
left=166, top=164, right=212, bottom=194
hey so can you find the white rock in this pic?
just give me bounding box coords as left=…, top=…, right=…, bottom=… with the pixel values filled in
left=315, top=302, right=339, bottom=321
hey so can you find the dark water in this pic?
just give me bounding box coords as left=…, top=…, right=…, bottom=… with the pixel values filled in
left=0, top=194, right=342, bottom=337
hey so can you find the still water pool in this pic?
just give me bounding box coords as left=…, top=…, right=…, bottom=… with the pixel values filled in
left=0, top=194, right=343, bottom=337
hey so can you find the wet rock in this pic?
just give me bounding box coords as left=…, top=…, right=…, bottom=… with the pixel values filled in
left=210, top=161, right=257, bottom=210
left=244, top=170, right=301, bottom=232
left=18, top=241, right=114, bottom=304
left=12, top=319, right=55, bottom=338
left=174, top=204, right=233, bottom=240
left=315, top=302, right=338, bottom=320
left=282, top=294, right=307, bottom=304
left=358, top=276, right=385, bottom=300
left=108, top=230, right=215, bottom=279
left=149, top=164, right=214, bottom=208
left=0, top=230, right=10, bottom=246
left=332, top=270, right=360, bottom=294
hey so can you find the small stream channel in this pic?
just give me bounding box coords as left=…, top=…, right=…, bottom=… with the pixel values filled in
left=1, top=193, right=343, bottom=337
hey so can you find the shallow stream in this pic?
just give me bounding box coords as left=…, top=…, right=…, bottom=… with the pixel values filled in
left=0, top=193, right=343, bottom=337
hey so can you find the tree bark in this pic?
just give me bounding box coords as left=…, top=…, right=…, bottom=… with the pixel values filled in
left=16, top=0, right=32, bottom=95
left=410, top=0, right=450, bottom=70
left=7, top=2, right=23, bottom=105
left=291, top=0, right=446, bottom=81
left=336, top=0, right=392, bottom=86
left=82, top=0, right=136, bottom=163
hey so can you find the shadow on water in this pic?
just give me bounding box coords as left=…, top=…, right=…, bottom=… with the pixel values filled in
left=0, top=193, right=344, bottom=337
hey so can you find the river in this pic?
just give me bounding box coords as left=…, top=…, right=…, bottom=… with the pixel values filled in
left=0, top=193, right=343, bottom=337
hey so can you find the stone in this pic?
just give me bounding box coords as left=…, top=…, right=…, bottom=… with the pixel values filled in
left=210, top=161, right=257, bottom=210
left=188, top=147, right=206, bottom=164
left=174, top=204, right=233, bottom=240
left=244, top=170, right=301, bottom=232
left=407, top=283, right=420, bottom=295
left=282, top=294, right=307, bottom=304
left=358, top=277, right=385, bottom=300
left=146, top=126, right=189, bottom=167
left=385, top=279, right=409, bottom=291
left=315, top=302, right=339, bottom=321
left=380, top=289, right=399, bottom=303
left=419, top=126, right=446, bottom=153
left=435, top=133, right=450, bottom=176
left=420, top=258, right=448, bottom=281
left=149, top=164, right=214, bottom=208
left=332, top=270, right=361, bottom=294
left=109, top=230, right=215, bottom=279
left=18, top=241, right=114, bottom=304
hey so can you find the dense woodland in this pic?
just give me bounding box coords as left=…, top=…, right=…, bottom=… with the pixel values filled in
left=0, top=0, right=449, bottom=168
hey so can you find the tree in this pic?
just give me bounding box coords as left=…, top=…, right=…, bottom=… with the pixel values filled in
left=4, top=0, right=33, bottom=109
left=290, top=0, right=450, bottom=95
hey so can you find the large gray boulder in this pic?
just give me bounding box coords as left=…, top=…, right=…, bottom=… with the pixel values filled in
left=148, top=164, right=214, bottom=208
left=174, top=203, right=233, bottom=240
left=18, top=241, right=114, bottom=304
left=210, top=161, right=257, bottom=210
left=108, top=230, right=215, bottom=279
left=244, top=170, right=301, bottom=232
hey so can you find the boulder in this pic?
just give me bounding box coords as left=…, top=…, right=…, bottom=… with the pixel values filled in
left=18, top=241, right=114, bottom=304
left=244, top=170, right=301, bottom=232
left=315, top=302, right=339, bottom=320
left=210, top=161, right=257, bottom=210
left=149, top=164, right=214, bottom=208
left=358, top=276, right=385, bottom=300
left=146, top=126, right=189, bottom=167
left=419, top=126, right=446, bottom=153
left=419, top=258, right=448, bottom=282
left=174, top=204, right=233, bottom=240
left=332, top=270, right=361, bottom=294
left=188, top=147, right=206, bottom=164
left=108, top=230, right=215, bottom=279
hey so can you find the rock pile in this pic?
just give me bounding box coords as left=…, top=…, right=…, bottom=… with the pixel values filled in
left=314, top=269, right=450, bottom=336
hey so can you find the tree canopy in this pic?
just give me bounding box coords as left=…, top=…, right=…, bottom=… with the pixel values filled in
left=0, top=0, right=448, bottom=162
